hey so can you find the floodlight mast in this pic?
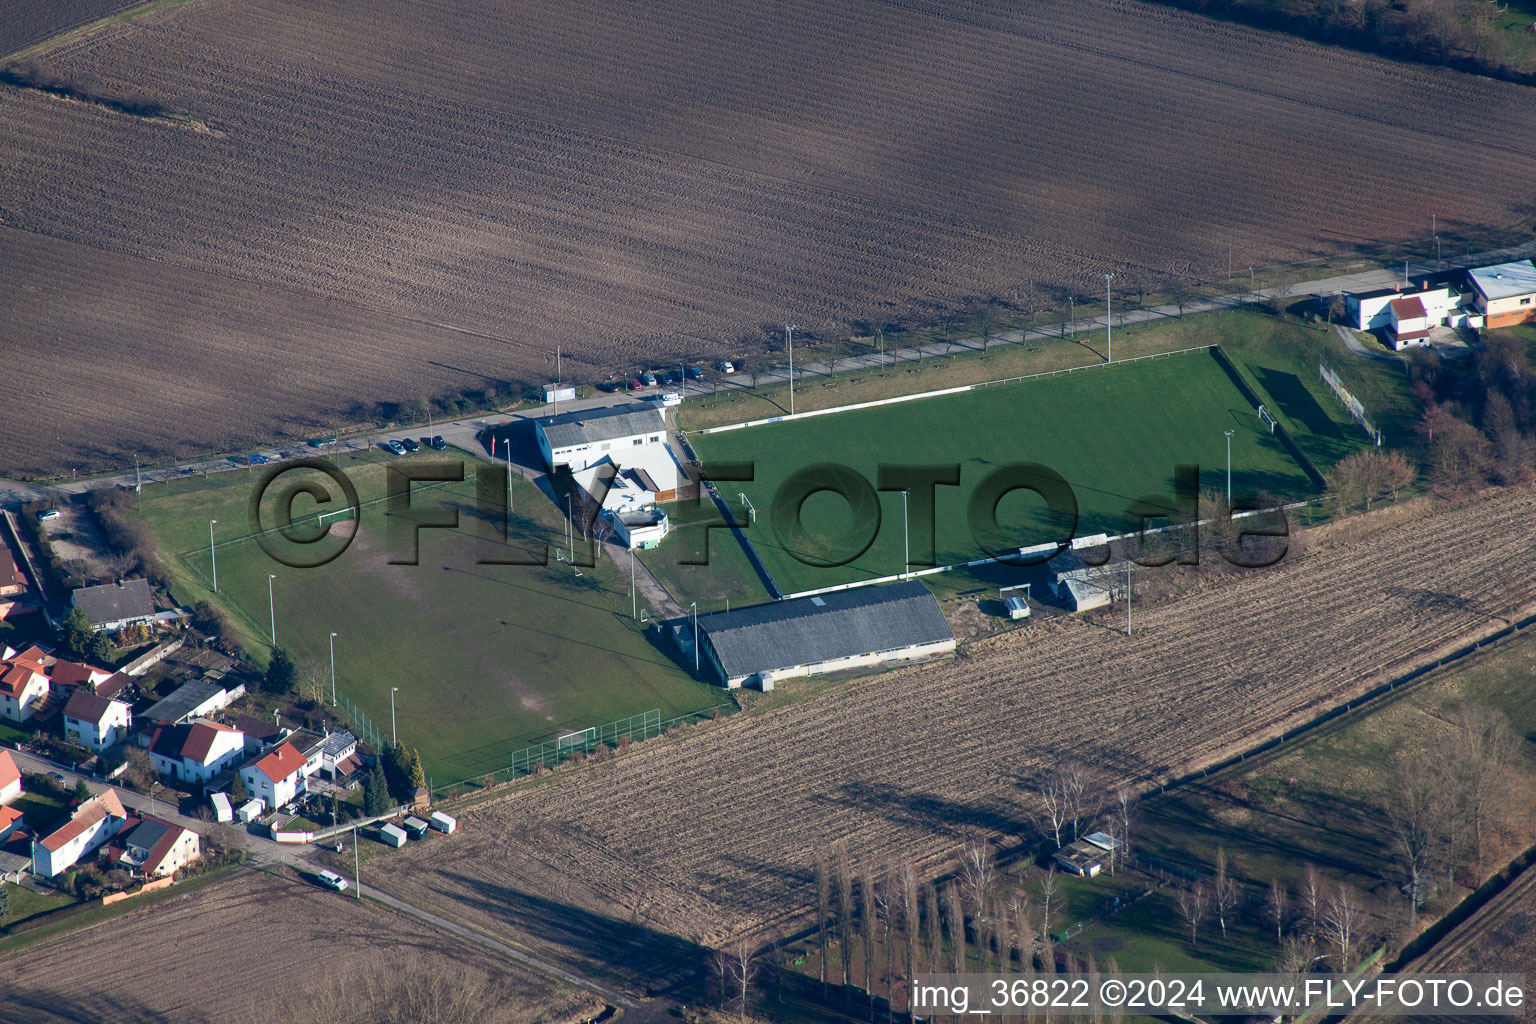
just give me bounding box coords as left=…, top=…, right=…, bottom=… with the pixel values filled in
left=785, top=324, right=797, bottom=415
left=1104, top=273, right=1115, bottom=362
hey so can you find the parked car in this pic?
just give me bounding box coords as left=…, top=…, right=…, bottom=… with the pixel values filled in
left=247, top=453, right=270, bottom=465
left=684, top=366, right=704, bottom=380
left=662, top=370, right=682, bottom=384
left=36, top=509, right=61, bottom=522
left=307, top=436, right=339, bottom=448
left=386, top=439, right=407, bottom=455
left=640, top=373, right=658, bottom=387
left=47, top=771, right=67, bottom=785
left=716, top=360, right=736, bottom=374
left=629, top=379, right=645, bottom=391
left=317, top=870, right=349, bottom=892
left=427, top=435, right=447, bottom=450
left=400, top=437, right=421, bottom=453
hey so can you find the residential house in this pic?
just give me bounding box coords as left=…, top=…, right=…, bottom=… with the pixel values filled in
left=229, top=713, right=284, bottom=756
left=31, top=790, right=128, bottom=877
left=240, top=742, right=310, bottom=810
left=0, top=647, right=50, bottom=724
left=150, top=720, right=246, bottom=784
left=63, top=691, right=134, bottom=752
left=118, top=816, right=200, bottom=877
left=0, top=546, right=36, bottom=621
left=0, top=748, right=20, bottom=804
left=0, top=805, right=23, bottom=843
left=318, top=731, right=359, bottom=782
left=1468, top=260, right=1536, bottom=329
left=71, top=578, right=156, bottom=632
left=45, top=658, right=114, bottom=699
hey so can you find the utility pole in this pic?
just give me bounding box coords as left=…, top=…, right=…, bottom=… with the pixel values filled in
left=390, top=687, right=399, bottom=746
left=267, top=574, right=277, bottom=644
left=1104, top=273, right=1115, bottom=361
left=1067, top=295, right=1073, bottom=339
left=690, top=601, right=699, bottom=673
left=1126, top=561, right=1132, bottom=636
left=1249, top=266, right=1254, bottom=297
left=503, top=438, right=513, bottom=512
left=329, top=631, right=338, bottom=706
left=209, top=519, right=218, bottom=593
left=353, top=824, right=361, bottom=899
left=630, top=549, right=636, bottom=620
left=785, top=324, right=797, bottom=415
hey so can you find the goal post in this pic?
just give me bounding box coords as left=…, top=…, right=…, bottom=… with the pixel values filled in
left=1257, top=404, right=1277, bottom=434
left=556, top=727, right=597, bottom=752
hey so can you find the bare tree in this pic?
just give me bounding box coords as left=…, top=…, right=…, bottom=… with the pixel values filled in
left=899, top=863, right=920, bottom=1013
left=1176, top=881, right=1209, bottom=946
left=872, top=867, right=893, bottom=1023
left=1013, top=900, right=1035, bottom=974
left=1037, top=868, right=1060, bottom=948
left=1038, top=771, right=1070, bottom=848
left=834, top=846, right=854, bottom=989
left=103, top=550, right=138, bottom=582
left=1454, top=704, right=1518, bottom=876
left=1275, top=934, right=1314, bottom=977
left=1301, top=863, right=1321, bottom=937
left=1115, top=787, right=1134, bottom=867
left=1213, top=848, right=1240, bottom=939
left=1265, top=879, right=1289, bottom=945
left=946, top=883, right=966, bottom=974
left=960, top=840, right=997, bottom=916
left=815, top=854, right=831, bottom=996
left=1385, top=748, right=1449, bottom=916
left=1062, top=763, right=1100, bottom=841
left=1322, top=886, right=1361, bottom=972
left=922, top=883, right=942, bottom=976
left=857, top=866, right=876, bottom=1013
left=726, top=938, right=760, bottom=1022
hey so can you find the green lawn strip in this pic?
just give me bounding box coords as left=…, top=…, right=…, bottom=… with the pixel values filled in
left=133, top=452, right=722, bottom=784
left=691, top=348, right=1317, bottom=596
left=637, top=493, right=773, bottom=612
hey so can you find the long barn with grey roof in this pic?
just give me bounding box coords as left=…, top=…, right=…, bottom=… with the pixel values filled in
left=692, top=580, right=955, bottom=689
left=535, top=404, right=668, bottom=472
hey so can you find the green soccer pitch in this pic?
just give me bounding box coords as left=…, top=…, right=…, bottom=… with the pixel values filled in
left=688, top=348, right=1319, bottom=596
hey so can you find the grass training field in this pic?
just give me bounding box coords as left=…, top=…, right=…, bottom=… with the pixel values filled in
left=132, top=449, right=723, bottom=783
left=689, top=348, right=1320, bottom=596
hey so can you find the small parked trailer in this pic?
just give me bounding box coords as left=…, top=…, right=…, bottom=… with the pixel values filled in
left=1004, top=596, right=1030, bottom=621
left=209, top=792, right=233, bottom=824
left=429, top=811, right=457, bottom=834
left=236, top=798, right=264, bottom=824
left=402, top=815, right=430, bottom=839
left=378, top=823, right=407, bottom=848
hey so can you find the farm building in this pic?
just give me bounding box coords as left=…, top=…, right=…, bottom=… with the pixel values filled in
left=534, top=404, right=668, bottom=473
left=691, top=580, right=955, bottom=689
left=1468, top=260, right=1536, bottom=329
left=1047, top=541, right=1127, bottom=612
left=143, top=680, right=242, bottom=726
left=1053, top=831, right=1121, bottom=877
left=72, top=578, right=156, bottom=632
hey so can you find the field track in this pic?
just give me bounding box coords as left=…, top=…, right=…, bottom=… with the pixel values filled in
left=374, top=488, right=1536, bottom=979
left=4, top=0, right=1536, bottom=472
left=0, top=0, right=142, bottom=56
left=4, top=870, right=600, bottom=1024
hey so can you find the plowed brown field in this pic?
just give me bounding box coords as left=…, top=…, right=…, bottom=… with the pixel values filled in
left=4, top=871, right=599, bottom=1024
left=5, top=0, right=1536, bottom=473
left=372, top=488, right=1536, bottom=983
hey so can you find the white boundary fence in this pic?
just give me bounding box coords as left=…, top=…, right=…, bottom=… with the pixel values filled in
left=689, top=345, right=1215, bottom=437
left=1319, top=359, right=1384, bottom=446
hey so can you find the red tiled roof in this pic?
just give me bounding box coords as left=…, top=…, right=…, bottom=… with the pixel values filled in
left=144, top=821, right=191, bottom=875
left=0, top=548, right=22, bottom=589
left=0, top=749, right=19, bottom=791
left=251, top=742, right=305, bottom=784
left=0, top=805, right=22, bottom=829
left=64, top=690, right=118, bottom=725
left=49, top=660, right=96, bottom=688
left=0, top=663, right=40, bottom=698
left=1389, top=295, right=1427, bottom=319
left=1394, top=328, right=1431, bottom=341
left=333, top=753, right=362, bottom=777
left=39, top=790, right=126, bottom=852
